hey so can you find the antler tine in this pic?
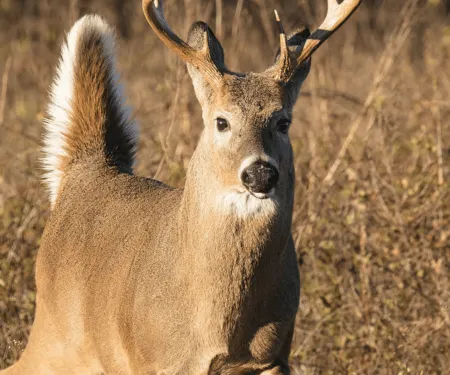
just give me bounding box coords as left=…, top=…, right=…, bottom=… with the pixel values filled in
left=273, top=10, right=294, bottom=82
left=274, top=10, right=289, bottom=60
left=142, top=0, right=223, bottom=87
left=273, top=0, right=361, bottom=83
left=295, top=0, right=362, bottom=67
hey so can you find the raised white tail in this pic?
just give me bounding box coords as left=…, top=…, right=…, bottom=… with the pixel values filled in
left=42, top=15, right=137, bottom=207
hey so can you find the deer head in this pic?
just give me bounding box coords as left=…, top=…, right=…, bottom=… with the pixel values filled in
left=143, top=0, right=361, bottom=216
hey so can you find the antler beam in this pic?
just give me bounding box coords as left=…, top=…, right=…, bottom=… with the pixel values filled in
left=142, top=0, right=223, bottom=87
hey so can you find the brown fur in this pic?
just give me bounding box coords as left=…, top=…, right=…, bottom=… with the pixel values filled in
left=0, top=2, right=358, bottom=373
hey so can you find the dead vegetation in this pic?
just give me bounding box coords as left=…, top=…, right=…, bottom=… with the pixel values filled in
left=1, top=0, right=449, bottom=373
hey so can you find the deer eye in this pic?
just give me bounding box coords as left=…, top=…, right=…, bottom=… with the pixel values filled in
left=216, top=118, right=230, bottom=132
left=277, top=119, right=291, bottom=134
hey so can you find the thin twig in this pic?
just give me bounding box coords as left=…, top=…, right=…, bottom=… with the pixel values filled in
left=215, top=0, right=223, bottom=40
left=259, top=0, right=275, bottom=50
left=231, top=0, right=244, bottom=39
left=0, top=56, right=12, bottom=127
left=230, top=0, right=245, bottom=62
left=432, top=104, right=444, bottom=187
left=431, top=75, right=444, bottom=233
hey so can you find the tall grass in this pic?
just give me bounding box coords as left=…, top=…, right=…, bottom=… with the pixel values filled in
left=1, top=0, right=449, bottom=372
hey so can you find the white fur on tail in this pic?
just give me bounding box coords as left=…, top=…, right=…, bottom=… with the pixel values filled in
left=42, top=15, right=138, bottom=207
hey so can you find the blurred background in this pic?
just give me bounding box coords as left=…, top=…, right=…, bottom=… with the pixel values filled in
left=0, top=0, right=449, bottom=373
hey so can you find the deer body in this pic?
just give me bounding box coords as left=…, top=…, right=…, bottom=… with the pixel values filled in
left=31, top=159, right=298, bottom=374
left=1, top=1, right=361, bottom=374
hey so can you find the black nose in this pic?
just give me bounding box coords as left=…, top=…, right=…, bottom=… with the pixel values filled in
left=240, top=161, right=279, bottom=194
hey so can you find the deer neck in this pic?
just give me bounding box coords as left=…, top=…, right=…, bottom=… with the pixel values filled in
left=177, top=143, right=294, bottom=310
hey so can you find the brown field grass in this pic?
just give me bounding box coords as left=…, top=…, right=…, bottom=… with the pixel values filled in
left=1, top=0, right=450, bottom=373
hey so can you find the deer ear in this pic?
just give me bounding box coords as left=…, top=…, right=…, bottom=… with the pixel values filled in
left=276, top=27, right=312, bottom=107
left=187, top=22, right=225, bottom=105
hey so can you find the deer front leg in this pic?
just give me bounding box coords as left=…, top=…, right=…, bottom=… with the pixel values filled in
left=257, top=321, right=295, bottom=375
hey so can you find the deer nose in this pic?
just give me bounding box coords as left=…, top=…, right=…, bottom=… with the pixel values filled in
left=240, top=161, right=279, bottom=194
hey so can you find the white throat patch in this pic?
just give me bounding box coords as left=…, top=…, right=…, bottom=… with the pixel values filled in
left=216, top=190, right=279, bottom=217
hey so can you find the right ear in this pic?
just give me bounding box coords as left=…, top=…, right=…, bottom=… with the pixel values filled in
left=187, top=22, right=226, bottom=105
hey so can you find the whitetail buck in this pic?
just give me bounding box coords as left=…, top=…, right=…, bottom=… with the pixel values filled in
left=1, top=0, right=360, bottom=374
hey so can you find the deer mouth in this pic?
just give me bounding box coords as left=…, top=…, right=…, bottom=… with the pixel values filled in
left=247, top=188, right=276, bottom=200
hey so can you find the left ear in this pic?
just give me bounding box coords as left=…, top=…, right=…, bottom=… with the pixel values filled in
left=276, top=27, right=312, bottom=108
left=187, top=21, right=226, bottom=106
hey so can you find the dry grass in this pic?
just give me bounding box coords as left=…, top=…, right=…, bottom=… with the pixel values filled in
left=1, top=0, right=450, bottom=373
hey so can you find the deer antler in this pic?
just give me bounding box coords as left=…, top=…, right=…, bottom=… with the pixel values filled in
left=273, top=0, right=362, bottom=82
left=142, top=0, right=223, bottom=87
